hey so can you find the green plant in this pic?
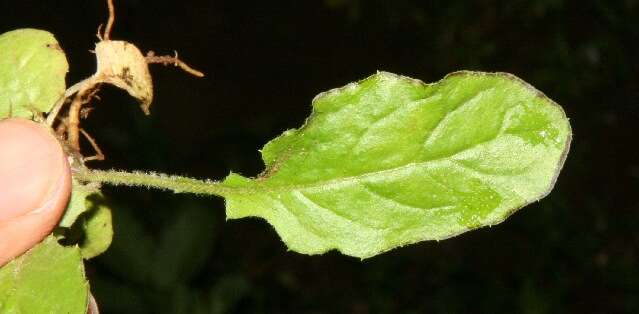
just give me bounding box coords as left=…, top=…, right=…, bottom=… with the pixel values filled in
left=0, top=5, right=571, bottom=313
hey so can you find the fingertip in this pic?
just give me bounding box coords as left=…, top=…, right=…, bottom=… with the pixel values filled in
left=0, top=118, right=72, bottom=266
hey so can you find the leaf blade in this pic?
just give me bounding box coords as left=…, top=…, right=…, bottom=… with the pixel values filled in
left=226, top=71, right=571, bottom=258
left=0, top=29, right=68, bottom=119
left=0, top=236, right=88, bottom=313
left=79, top=195, right=114, bottom=259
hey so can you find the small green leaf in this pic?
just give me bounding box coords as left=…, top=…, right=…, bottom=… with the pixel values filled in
left=0, top=29, right=68, bottom=119
left=58, top=180, right=99, bottom=228
left=79, top=195, right=114, bottom=259
left=56, top=190, right=113, bottom=259
left=222, top=71, right=571, bottom=259
left=0, top=236, right=88, bottom=313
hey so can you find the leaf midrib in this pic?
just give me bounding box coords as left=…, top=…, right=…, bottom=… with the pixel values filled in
left=238, top=84, right=508, bottom=195
left=231, top=133, right=506, bottom=196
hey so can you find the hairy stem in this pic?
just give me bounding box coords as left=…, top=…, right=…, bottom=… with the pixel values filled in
left=75, top=169, right=237, bottom=197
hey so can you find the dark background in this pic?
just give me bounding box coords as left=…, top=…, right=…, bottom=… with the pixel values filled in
left=3, top=0, right=639, bottom=313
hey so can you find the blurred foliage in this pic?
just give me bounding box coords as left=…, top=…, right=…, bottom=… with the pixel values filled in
left=5, top=0, right=638, bottom=312
left=90, top=196, right=251, bottom=313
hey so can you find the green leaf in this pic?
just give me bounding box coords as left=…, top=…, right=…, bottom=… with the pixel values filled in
left=222, top=71, right=571, bottom=259
left=58, top=180, right=99, bottom=228
left=55, top=190, right=113, bottom=259
left=78, top=195, right=114, bottom=259
left=0, top=236, right=88, bottom=313
left=0, top=29, right=68, bottom=119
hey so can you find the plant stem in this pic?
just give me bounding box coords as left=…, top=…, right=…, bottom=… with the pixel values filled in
left=74, top=169, right=236, bottom=197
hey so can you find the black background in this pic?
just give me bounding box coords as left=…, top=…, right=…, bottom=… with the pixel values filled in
left=2, top=0, right=638, bottom=313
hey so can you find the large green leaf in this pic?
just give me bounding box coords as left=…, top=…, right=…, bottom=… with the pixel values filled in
left=0, top=29, right=68, bottom=119
left=0, top=236, right=88, bottom=313
left=222, top=71, right=571, bottom=259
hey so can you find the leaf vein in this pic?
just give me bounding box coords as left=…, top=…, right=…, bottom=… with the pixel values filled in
left=293, top=191, right=382, bottom=231
left=361, top=183, right=455, bottom=214
left=424, top=87, right=495, bottom=147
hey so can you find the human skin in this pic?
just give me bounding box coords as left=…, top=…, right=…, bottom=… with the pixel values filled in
left=0, top=118, right=71, bottom=267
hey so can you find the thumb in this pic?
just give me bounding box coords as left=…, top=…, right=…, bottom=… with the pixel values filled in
left=0, top=118, right=72, bottom=267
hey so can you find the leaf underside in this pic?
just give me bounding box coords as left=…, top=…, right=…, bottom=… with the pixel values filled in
left=222, top=71, right=571, bottom=259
